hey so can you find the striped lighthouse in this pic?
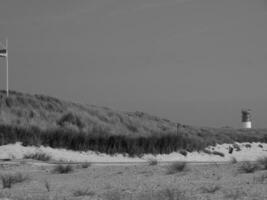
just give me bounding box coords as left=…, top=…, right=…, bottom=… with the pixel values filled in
left=241, top=109, right=252, bottom=129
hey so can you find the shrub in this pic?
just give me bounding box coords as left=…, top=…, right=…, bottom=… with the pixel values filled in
left=1, top=172, right=28, bottom=188
left=203, top=149, right=212, bottom=154
left=73, top=188, right=95, bottom=197
left=223, top=189, right=246, bottom=200
left=179, top=150, right=187, bottom=157
left=238, top=161, right=258, bottom=173
left=52, top=164, right=73, bottom=174
left=200, top=184, right=220, bottom=193
left=230, top=157, right=238, bottom=164
left=253, top=173, right=267, bottom=184
left=167, top=162, right=187, bottom=174
left=57, top=112, right=84, bottom=129
left=258, top=144, right=263, bottom=148
left=159, top=188, right=187, bottom=200
left=233, top=143, right=241, bottom=151
left=80, top=162, right=91, bottom=169
left=24, top=152, right=51, bottom=161
left=148, top=158, right=158, bottom=166
left=44, top=180, right=51, bottom=192
left=257, top=156, right=267, bottom=170
left=212, top=151, right=225, bottom=157
left=103, top=190, right=121, bottom=200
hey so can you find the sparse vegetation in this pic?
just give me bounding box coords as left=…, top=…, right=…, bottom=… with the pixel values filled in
left=167, top=161, right=187, bottom=174
left=233, top=143, right=241, bottom=151
left=223, top=189, right=246, bottom=200
left=179, top=149, right=187, bottom=156
left=103, top=190, right=122, bottom=200
left=158, top=188, right=187, bottom=200
left=148, top=158, right=158, bottom=166
left=1, top=172, right=28, bottom=188
left=238, top=161, right=258, bottom=173
left=80, top=162, right=91, bottom=168
left=0, top=91, right=267, bottom=157
left=24, top=152, right=51, bottom=161
left=230, top=157, right=238, bottom=164
left=212, top=151, right=225, bottom=157
left=257, top=156, right=267, bottom=170
left=200, top=184, right=221, bottom=194
left=44, top=180, right=51, bottom=192
left=52, top=164, right=73, bottom=174
left=253, top=173, right=267, bottom=184
left=73, top=188, right=95, bottom=197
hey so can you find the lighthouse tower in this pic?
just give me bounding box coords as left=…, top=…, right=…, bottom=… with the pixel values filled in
left=241, top=109, right=252, bottom=129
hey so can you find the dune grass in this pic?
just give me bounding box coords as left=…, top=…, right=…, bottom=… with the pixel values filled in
left=0, top=90, right=267, bottom=157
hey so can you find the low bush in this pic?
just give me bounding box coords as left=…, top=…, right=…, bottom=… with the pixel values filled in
left=230, top=157, right=238, bottom=164
left=52, top=164, right=73, bottom=174
left=238, top=161, right=258, bottom=173
left=148, top=158, right=158, bottom=166
left=73, top=188, right=95, bottom=197
left=167, top=161, right=187, bottom=174
left=24, top=152, right=51, bottom=161
left=179, top=149, right=187, bottom=156
left=233, top=143, right=241, bottom=151
left=200, top=184, right=220, bottom=193
left=1, top=172, right=28, bottom=188
left=44, top=180, right=51, bottom=192
left=80, top=162, right=91, bottom=169
left=257, top=156, right=267, bottom=170
left=253, top=173, right=267, bottom=184
left=158, top=188, right=187, bottom=200
left=203, top=149, right=212, bottom=154
left=212, top=151, right=225, bottom=157
left=223, top=189, right=246, bottom=200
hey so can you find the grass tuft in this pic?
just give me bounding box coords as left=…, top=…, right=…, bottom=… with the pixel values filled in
left=80, top=162, right=92, bottom=169
left=238, top=161, right=258, bottom=173
left=148, top=158, right=158, bottom=166
left=1, top=172, right=28, bottom=188
left=52, top=164, right=73, bottom=174
left=256, top=156, right=267, bottom=170
left=230, top=157, right=238, bottom=164
left=166, top=161, right=187, bottom=174
left=24, top=152, right=51, bottom=161
left=73, top=188, right=95, bottom=197
left=200, top=184, right=220, bottom=194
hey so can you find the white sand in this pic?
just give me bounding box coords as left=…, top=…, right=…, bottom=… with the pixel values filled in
left=0, top=142, right=266, bottom=163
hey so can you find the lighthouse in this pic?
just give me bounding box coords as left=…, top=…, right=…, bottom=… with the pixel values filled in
left=241, top=109, right=252, bottom=129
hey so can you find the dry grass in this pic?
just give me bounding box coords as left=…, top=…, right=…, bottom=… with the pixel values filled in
left=0, top=91, right=267, bottom=157
left=257, top=156, right=267, bottom=170
left=230, top=157, right=238, bottom=164
left=52, top=164, right=73, bottom=174
left=166, top=162, right=187, bottom=174
left=253, top=172, right=267, bottom=184
left=24, top=152, right=51, bottom=161
left=148, top=158, right=158, bottom=166
left=223, top=189, right=246, bottom=200
left=238, top=161, right=258, bottom=173
left=80, top=162, right=92, bottom=168
left=199, top=184, right=221, bottom=194
left=1, top=172, right=28, bottom=188
left=73, top=188, right=95, bottom=197
left=0, top=162, right=266, bottom=199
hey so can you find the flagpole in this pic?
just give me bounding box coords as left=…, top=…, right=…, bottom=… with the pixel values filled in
left=6, top=39, right=8, bottom=97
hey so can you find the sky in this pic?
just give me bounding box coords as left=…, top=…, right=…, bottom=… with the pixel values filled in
left=0, top=0, right=267, bottom=128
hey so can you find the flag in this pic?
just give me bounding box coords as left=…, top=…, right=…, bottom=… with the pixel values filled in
left=0, top=48, right=7, bottom=57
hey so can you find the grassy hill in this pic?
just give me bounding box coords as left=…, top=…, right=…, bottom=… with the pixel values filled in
left=0, top=90, right=266, bottom=156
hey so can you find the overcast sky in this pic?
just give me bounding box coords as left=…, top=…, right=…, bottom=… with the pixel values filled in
left=0, top=0, right=267, bottom=128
